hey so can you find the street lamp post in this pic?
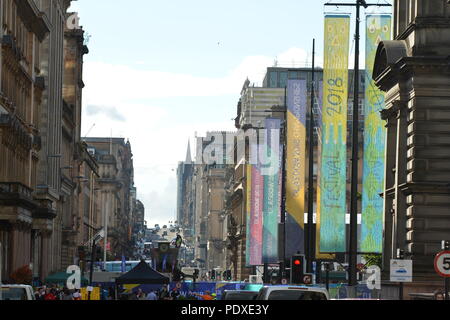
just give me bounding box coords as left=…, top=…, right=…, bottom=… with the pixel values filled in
left=306, top=39, right=316, bottom=274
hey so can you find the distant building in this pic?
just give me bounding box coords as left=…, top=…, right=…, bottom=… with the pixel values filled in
left=83, top=138, right=137, bottom=260
left=176, top=141, right=194, bottom=238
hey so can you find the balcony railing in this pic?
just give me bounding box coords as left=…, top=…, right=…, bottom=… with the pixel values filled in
left=0, top=182, right=37, bottom=212
left=0, top=182, right=33, bottom=198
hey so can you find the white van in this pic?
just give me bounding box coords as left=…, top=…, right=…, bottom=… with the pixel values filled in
left=0, top=285, right=36, bottom=300
left=255, top=285, right=329, bottom=300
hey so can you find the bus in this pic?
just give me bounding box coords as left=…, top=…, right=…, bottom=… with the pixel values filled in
left=93, top=260, right=152, bottom=272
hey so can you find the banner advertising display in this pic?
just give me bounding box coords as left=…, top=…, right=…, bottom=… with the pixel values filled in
left=285, top=79, right=307, bottom=256
left=318, top=15, right=350, bottom=253
left=262, top=118, right=282, bottom=263
left=245, top=164, right=252, bottom=266
left=249, top=144, right=264, bottom=266
left=361, top=15, right=391, bottom=253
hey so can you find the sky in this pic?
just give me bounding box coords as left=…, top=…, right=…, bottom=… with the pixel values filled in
left=68, top=0, right=393, bottom=228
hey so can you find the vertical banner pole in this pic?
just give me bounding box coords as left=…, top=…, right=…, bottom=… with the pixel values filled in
left=319, top=15, right=350, bottom=254
left=361, top=14, right=392, bottom=253
left=246, top=164, right=252, bottom=267
left=307, top=39, right=316, bottom=273
left=249, top=144, right=264, bottom=266
left=263, top=119, right=282, bottom=264
left=349, top=0, right=362, bottom=288
left=286, top=79, right=308, bottom=258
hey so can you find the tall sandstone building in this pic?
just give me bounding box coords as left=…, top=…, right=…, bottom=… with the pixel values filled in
left=0, top=0, right=77, bottom=282
left=374, top=0, right=450, bottom=295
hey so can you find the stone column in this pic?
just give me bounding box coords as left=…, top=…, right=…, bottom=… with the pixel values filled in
left=380, top=108, right=397, bottom=274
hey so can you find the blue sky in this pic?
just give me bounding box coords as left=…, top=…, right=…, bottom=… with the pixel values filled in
left=68, top=0, right=393, bottom=227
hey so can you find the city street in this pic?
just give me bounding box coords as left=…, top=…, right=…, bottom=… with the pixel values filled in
left=1, top=0, right=450, bottom=306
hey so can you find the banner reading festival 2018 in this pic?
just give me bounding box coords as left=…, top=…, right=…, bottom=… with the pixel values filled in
left=361, top=15, right=391, bottom=253
left=286, top=79, right=307, bottom=257
left=318, top=15, right=350, bottom=253
left=249, top=144, right=264, bottom=266
left=262, top=118, right=282, bottom=264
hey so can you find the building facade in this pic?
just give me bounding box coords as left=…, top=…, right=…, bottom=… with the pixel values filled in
left=374, top=0, right=450, bottom=296
left=84, top=138, right=137, bottom=260
left=0, top=0, right=52, bottom=283
left=60, top=9, right=92, bottom=270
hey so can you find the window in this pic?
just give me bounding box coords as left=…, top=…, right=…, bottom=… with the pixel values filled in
left=279, top=72, right=288, bottom=88
left=289, top=71, right=300, bottom=79
left=269, top=72, right=278, bottom=88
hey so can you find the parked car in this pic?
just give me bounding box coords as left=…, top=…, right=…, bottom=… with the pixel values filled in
left=0, top=285, right=36, bottom=300
left=221, top=290, right=258, bottom=300
left=255, top=286, right=329, bottom=300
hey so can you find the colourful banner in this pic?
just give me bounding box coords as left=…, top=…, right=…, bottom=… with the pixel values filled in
left=318, top=15, right=350, bottom=253
left=245, top=164, right=252, bottom=266
left=285, top=79, right=307, bottom=257
left=249, top=144, right=264, bottom=265
left=361, top=15, right=391, bottom=253
left=262, top=118, right=282, bottom=263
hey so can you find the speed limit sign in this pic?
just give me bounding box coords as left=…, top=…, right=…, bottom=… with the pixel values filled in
left=434, top=251, right=450, bottom=277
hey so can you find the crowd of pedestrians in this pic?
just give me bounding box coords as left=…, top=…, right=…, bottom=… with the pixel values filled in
left=32, top=285, right=114, bottom=300
left=30, top=284, right=216, bottom=301
left=121, top=285, right=216, bottom=300
left=33, top=286, right=82, bottom=300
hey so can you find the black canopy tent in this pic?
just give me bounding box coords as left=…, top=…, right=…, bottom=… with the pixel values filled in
left=114, top=260, right=170, bottom=300
left=115, top=260, right=170, bottom=285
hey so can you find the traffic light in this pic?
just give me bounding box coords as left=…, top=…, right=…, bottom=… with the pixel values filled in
left=193, top=269, right=199, bottom=281
left=290, top=254, right=305, bottom=284
left=222, top=270, right=232, bottom=281
left=211, top=270, right=216, bottom=280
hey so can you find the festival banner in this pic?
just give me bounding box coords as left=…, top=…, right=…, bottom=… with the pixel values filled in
left=249, top=144, right=264, bottom=266
left=262, top=118, right=282, bottom=263
left=285, top=79, right=307, bottom=257
left=318, top=15, right=350, bottom=253
left=361, top=15, right=391, bottom=253
left=245, top=164, right=252, bottom=266
left=315, top=81, right=335, bottom=260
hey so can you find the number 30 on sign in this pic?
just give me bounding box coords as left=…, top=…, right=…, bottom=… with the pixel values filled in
left=434, top=251, right=450, bottom=277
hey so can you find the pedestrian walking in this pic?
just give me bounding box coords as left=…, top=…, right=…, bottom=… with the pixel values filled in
left=136, top=288, right=146, bottom=300
left=170, top=288, right=181, bottom=300
left=158, top=285, right=170, bottom=300
left=61, top=288, right=74, bottom=301
left=73, top=289, right=82, bottom=300
left=44, top=288, right=57, bottom=301
left=146, top=290, right=157, bottom=300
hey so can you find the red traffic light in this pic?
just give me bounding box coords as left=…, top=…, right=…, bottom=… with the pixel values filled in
left=294, top=259, right=301, bottom=266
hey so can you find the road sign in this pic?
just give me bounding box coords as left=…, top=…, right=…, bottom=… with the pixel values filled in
left=434, top=251, right=450, bottom=278
left=176, top=282, right=182, bottom=289
left=390, top=259, right=413, bottom=282
left=281, top=278, right=288, bottom=285
left=303, top=274, right=312, bottom=285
